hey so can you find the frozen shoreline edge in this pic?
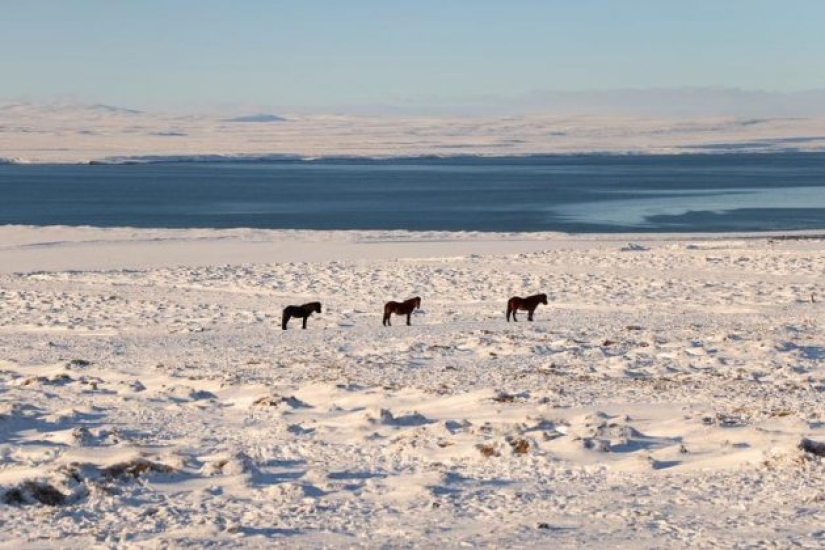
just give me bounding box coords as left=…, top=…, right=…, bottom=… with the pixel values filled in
left=2, top=224, right=825, bottom=275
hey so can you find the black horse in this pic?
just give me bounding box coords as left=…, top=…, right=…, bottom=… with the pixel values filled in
left=382, top=296, right=421, bottom=326
left=506, top=294, right=547, bottom=322
left=282, top=302, right=322, bottom=330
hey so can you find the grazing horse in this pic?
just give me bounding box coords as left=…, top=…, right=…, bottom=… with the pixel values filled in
left=383, top=296, right=421, bottom=326
left=506, top=293, right=547, bottom=322
left=282, top=302, right=322, bottom=330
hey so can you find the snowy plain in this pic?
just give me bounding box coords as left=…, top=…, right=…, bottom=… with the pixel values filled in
left=0, top=226, right=823, bottom=547
left=2, top=102, right=825, bottom=164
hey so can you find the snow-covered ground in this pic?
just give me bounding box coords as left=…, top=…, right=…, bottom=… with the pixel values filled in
left=2, top=102, right=825, bottom=163
left=1, top=226, right=823, bottom=547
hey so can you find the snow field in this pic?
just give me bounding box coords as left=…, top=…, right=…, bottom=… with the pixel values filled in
left=0, top=230, right=823, bottom=547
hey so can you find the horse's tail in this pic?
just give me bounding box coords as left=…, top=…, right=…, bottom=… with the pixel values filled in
left=281, top=309, right=289, bottom=330
left=507, top=297, right=519, bottom=322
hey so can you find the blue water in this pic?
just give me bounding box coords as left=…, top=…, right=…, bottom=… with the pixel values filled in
left=2, top=153, right=825, bottom=233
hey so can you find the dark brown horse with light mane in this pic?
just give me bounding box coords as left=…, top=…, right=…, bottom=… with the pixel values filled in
left=506, top=293, right=547, bottom=322
left=282, top=302, right=322, bottom=330
left=383, top=296, right=421, bottom=326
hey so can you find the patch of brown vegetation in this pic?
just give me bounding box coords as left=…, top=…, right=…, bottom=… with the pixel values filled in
left=251, top=395, right=309, bottom=408
left=252, top=395, right=281, bottom=407
left=2, top=481, right=66, bottom=506
left=102, top=458, right=175, bottom=479
left=478, top=444, right=499, bottom=458
left=509, top=438, right=530, bottom=455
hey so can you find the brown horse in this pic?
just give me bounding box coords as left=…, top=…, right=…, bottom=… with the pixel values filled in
left=282, top=302, right=322, bottom=330
left=506, top=293, right=547, bottom=322
left=383, top=296, right=421, bottom=326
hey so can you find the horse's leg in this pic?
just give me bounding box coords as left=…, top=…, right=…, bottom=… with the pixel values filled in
left=512, top=310, right=518, bottom=322
left=302, top=315, right=308, bottom=329
left=383, top=310, right=390, bottom=326
left=406, top=311, right=412, bottom=326
left=282, top=312, right=289, bottom=330
left=528, top=308, right=534, bottom=321
left=506, top=307, right=511, bottom=322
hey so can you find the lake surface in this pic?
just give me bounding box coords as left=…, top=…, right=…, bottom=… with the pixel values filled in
left=2, top=154, right=825, bottom=233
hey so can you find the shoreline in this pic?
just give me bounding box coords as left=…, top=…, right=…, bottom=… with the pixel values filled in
left=2, top=225, right=825, bottom=274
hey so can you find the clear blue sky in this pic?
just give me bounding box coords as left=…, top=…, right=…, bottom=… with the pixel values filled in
left=1, top=0, right=823, bottom=109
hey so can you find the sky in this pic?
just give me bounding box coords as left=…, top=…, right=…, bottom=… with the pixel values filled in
left=1, top=0, right=824, bottom=112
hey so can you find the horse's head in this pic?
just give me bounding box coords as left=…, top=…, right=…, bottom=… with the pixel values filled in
left=314, top=302, right=322, bottom=313
left=413, top=297, right=421, bottom=309
left=540, top=294, right=548, bottom=305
